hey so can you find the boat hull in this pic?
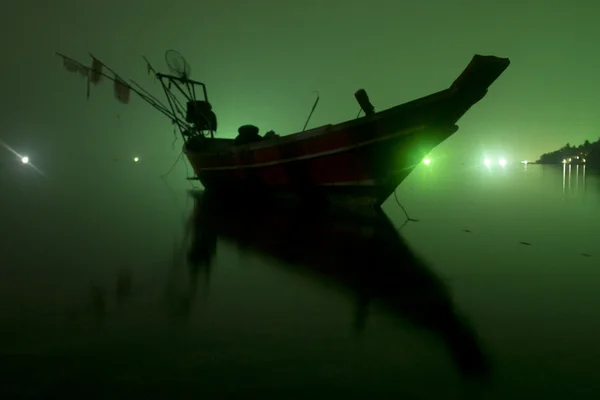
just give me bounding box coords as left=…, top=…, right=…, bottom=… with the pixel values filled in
left=187, top=124, right=458, bottom=208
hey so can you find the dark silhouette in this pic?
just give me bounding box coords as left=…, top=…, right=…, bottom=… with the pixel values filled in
left=537, top=137, right=600, bottom=166
left=187, top=190, right=491, bottom=381
left=57, top=52, right=510, bottom=209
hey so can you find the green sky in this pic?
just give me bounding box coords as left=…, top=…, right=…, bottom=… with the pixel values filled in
left=1, top=0, right=599, bottom=173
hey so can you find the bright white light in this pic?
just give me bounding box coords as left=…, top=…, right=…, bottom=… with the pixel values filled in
left=21, top=156, right=29, bottom=164
left=583, top=158, right=586, bottom=163
left=562, top=159, right=567, bottom=164
left=522, top=160, right=528, bottom=164
left=484, top=158, right=491, bottom=167
left=499, top=159, right=506, bottom=167
left=423, top=158, right=431, bottom=165
left=133, top=157, right=139, bottom=163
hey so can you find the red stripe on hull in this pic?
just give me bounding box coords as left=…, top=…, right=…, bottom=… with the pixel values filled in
left=189, top=119, right=385, bottom=171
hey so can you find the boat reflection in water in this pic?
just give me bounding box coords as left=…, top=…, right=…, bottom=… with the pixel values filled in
left=186, top=190, right=490, bottom=380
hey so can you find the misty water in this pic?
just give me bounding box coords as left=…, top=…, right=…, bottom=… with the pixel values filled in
left=1, top=163, right=599, bottom=399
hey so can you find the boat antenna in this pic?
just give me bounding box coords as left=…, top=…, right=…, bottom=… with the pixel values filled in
left=302, top=91, right=320, bottom=131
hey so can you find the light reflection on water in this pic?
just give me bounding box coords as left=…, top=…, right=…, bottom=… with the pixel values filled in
left=562, top=163, right=586, bottom=193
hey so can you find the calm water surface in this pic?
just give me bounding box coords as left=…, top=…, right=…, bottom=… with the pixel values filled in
left=1, top=163, right=599, bottom=398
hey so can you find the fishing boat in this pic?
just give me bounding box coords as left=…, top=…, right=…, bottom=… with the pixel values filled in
left=57, top=51, right=510, bottom=207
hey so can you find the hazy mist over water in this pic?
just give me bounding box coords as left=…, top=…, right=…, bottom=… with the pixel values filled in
left=1, top=163, right=599, bottom=398
left=3, top=1, right=600, bottom=397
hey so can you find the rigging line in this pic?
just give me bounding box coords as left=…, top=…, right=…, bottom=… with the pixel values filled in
left=171, top=94, right=186, bottom=112
left=90, top=54, right=169, bottom=114
left=88, top=52, right=140, bottom=95
left=160, top=151, right=184, bottom=180
left=56, top=52, right=179, bottom=123
left=164, top=76, right=192, bottom=102
left=142, top=56, right=158, bottom=80
left=394, top=189, right=419, bottom=230
left=169, top=94, right=187, bottom=120
left=159, top=152, right=200, bottom=188
left=183, top=157, right=200, bottom=188
left=159, top=80, right=187, bottom=121
left=129, top=79, right=172, bottom=114
left=171, top=127, right=179, bottom=149
left=169, top=93, right=195, bottom=130
left=78, top=53, right=179, bottom=124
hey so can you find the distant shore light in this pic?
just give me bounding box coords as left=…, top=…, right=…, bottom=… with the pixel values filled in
left=21, top=156, right=29, bottom=164
left=133, top=157, right=139, bottom=162
left=423, top=157, right=431, bottom=165
left=499, top=159, right=506, bottom=167
left=484, top=158, right=491, bottom=167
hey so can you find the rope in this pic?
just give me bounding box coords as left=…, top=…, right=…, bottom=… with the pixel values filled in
left=160, top=151, right=184, bottom=180
left=394, top=189, right=419, bottom=229
left=159, top=151, right=199, bottom=188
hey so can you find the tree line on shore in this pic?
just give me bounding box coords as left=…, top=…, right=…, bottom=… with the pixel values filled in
left=536, top=138, right=600, bottom=166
